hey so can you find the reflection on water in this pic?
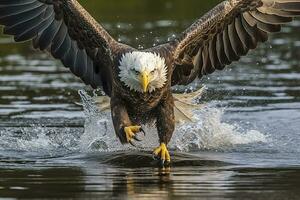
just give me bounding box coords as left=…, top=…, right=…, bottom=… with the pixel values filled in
left=0, top=0, right=300, bottom=199
left=1, top=153, right=300, bottom=199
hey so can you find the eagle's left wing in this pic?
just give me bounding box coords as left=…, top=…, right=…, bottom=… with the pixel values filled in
left=158, top=0, right=300, bottom=86
left=0, top=0, right=132, bottom=96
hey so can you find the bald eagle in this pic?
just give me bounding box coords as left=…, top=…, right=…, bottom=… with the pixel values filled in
left=1, top=0, right=300, bottom=165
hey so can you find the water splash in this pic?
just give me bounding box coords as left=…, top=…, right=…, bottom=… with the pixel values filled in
left=78, top=90, right=267, bottom=153
left=78, top=90, right=158, bottom=152
left=0, top=89, right=267, bottom=157
left=171, top=107, right=267, bottom=152
left=0, top=126, right=80, bottom=157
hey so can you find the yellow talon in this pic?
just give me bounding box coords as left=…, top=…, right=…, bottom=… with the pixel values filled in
left=153, top=143, right=171, bottom=162
left=124, top=126, right=142, bottom=143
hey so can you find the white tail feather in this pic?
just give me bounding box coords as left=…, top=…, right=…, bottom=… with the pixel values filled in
left=93, top=95, right=111, bottom=112
left=93, top=87, right=205, bottom=124
left=173, top=87, right=205, bottom=124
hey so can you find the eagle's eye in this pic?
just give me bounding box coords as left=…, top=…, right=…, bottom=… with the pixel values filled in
left=150, top=69, right=157, bottom=75
left=132, top=69, right=139, bottom=75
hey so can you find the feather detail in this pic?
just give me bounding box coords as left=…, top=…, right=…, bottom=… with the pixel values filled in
left=93, top=87, right=206, bottom=124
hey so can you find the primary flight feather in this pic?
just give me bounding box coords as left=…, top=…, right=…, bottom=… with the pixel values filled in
left=1, top=0, right=300, bottom=165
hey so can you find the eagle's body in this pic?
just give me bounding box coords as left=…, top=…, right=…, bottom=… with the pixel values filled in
left=1, top=0, right=300, bottom=165
left=111, top=51, right=175, bottom=145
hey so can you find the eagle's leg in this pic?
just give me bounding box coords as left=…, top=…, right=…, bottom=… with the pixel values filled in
left=153, top=94, right=175, bottom=165
left=111, top=97, right=144, bottom=145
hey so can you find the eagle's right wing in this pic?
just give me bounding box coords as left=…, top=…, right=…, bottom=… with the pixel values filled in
left=0, top=0, right=132, bottom=96
left=163, top=0, right=300, bottom=86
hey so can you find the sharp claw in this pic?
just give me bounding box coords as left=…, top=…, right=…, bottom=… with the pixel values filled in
left=160, top=159, right=165, bottom=167
left=129, top=140, right=136, bottom=147
left=152, top=143, right=171, bottom=167
left=152, top=155, right=156, bottom=160
left=153, top=154, right=159, bottom=160
left=164, top=160, right=171, bottom=167
left=124, top=126, right=144, bottom=144
left=133, top=135, right=142, bottom=142
left=140, top=128, right=146, bottom=136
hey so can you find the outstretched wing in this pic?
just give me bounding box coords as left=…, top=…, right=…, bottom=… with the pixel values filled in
left=0, top=0, right=130, bottom=96
left=165, top=0, right=300, bottom=86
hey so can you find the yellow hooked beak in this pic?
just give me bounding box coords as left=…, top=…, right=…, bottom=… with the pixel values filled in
left=140, top=71, right=149, bottom=93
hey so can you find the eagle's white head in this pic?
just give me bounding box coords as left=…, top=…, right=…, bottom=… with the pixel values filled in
left=118, top=52, right=168, bottom=93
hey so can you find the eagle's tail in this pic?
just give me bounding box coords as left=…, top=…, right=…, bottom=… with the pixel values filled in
left=93, top=87, right=205, bottom=124
left=93, top=95, right=111, bottom=112
left=173, top=87, right=205, bottom=124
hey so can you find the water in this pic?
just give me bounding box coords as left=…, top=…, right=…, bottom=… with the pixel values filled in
left=1, top=0, right=300, bottom=199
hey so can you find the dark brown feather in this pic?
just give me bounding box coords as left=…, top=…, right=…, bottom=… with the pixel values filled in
left=235, top=15, right=253, bottom=50
left=216, top=32, right=231, bottom=66
left=208, top=36, right=221, bottom=71
left=151, top=0, right=300, bottom=86
left=0, top=0, right=132, bottom=96
left=250, top=10, right=292, bottom=24
left=223, top=25, right=240, bottom=61
left=228, top=20, right=246, bottom=56
left=202, top=43, right=213, bottom=75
